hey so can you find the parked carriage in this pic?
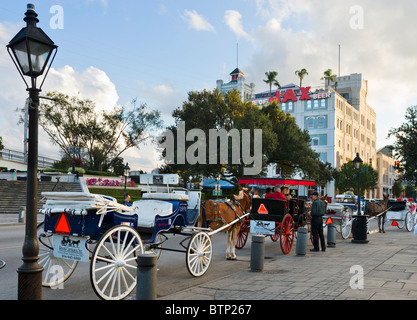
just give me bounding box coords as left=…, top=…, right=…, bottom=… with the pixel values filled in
left=323, top=203, right=353, bottom=239
left=36, top=174, right=243, bottom=300
left=235, top=198, right=308, bottom=254
left=384, top=199, right=416, bottom=232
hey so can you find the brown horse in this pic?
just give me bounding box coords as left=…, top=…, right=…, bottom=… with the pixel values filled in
left=364, top=193, right=389, bottom=233
left=197, top=187, right=251, bottom=260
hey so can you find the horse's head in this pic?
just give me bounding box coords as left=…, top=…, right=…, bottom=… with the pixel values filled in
left=234, top=186, right=252, bottom=212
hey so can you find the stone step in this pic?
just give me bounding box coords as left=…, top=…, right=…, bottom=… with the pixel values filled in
left=0, top=180, right=82, bottom=214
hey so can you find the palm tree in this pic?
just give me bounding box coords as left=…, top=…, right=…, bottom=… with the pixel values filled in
left=321, top=69, right=337, bottom=88
left=264, top=71, right=281, bottom=94
left=295, top=68, right=309, bottom=87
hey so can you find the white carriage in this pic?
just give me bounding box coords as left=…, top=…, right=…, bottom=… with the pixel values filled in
left=385, top=199, right=417, bottom=232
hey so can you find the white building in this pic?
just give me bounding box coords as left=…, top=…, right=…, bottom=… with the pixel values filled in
left=251, top=73, right=377, bottom=201
left=216, top=68, right=255, bottom=101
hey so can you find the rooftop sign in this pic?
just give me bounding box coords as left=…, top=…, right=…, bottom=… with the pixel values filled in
left=252, top=87, right=331, bottom=106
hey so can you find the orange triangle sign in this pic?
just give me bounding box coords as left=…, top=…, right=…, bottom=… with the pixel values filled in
left=55, top=213, right=71, bottom=234
left=325, top=217, right=334, bottom=225
left=258, top=203, right=269, bottom=215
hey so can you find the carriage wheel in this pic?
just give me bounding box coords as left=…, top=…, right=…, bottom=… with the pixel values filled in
left=186, top=232, right=212, bottom=277
left=405, top=210, right=414, bottom=232
left=90, top=225, right=144, bottom=300
left=37, top=222, right=78, bottom=288
left=280, top=214, right=295, bottom=255
left=397, top=219, right=405, bottom=229
left=146, top=233, right=163, bottom=259
left=270, top=222, right=279, bottom=242
left=235, top=220, right=250, bottom=249
left=340, top=208, right=353, bottom=239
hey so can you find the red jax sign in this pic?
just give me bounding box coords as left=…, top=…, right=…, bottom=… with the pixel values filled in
left=253, top=87, right=331, bottom=106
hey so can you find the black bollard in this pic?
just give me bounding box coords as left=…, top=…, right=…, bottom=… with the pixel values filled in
left=295, top=227, right=308, bottom=256
left=250, top=235, right=265, bottom=272
left=351, top=215, right=369, bottom=244
left=136, top=253, right=158, bottom=300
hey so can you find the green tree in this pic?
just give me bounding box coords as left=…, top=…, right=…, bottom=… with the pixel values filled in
left=295, top=68, right=309, bottom=87
left=388, top=106, right=417, bottom=185
left=32, top=91, right=162, bottom=172
left=334, top=161, right=378, bottom=196
left=392, top=180, right=403, bottom=198
left=0, top=136, right=4, bottom=151
left=263, top=71, right=281, bottom=94
left=321, top=69, right=337, bottom=88
left=159, top=89, right=275, bottom=181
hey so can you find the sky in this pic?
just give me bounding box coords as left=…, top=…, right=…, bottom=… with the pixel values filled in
left=1, top=0, right=417, bottom=173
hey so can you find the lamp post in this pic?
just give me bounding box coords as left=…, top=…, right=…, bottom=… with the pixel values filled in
left=353, top=153, right=363, bottom=215
left=352, top=153, right=368, bottom=243
left=7, top=4, right=57, bottom=300
left=123, top=163, right=130, bottom=204
left=71, top=136, right=78, bottom=174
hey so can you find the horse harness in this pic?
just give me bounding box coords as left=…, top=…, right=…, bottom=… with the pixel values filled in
left=201, top=193, right=249, bottom=228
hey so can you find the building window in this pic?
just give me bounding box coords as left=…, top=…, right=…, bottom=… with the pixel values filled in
left=321, top=99, right=326, bottom=108
left=306, top=101, right=312, bottom=109
left=281, top=102, right=286, bottom=112
left=307, top=117, right=314, bottom=129
left=312, top=138, right=319, bottom=146
left=314, top=100, right=319, bottom=109
left=318, top=116, right=326, bottom=128
left=288, top=102, right=293, bottom=112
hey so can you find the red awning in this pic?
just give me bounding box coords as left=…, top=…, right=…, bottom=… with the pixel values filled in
left=238, top=178, right=316, bottom=187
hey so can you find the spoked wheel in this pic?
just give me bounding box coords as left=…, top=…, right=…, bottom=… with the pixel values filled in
left=186, top=232, right=212, bottom=277
left=340, top=208, right=353, bottom=239
left=90, top=225, right=144, bottom=300
left=405, top=210, right=414, bottom=232
left=37, top=222, right=78, bottom=288
left=280, top=214, right=295, bottom=255
left=270, top=222, right=279, bottom=242
left=397, top=219, right=405, bottom=229
left=235, top=219, right=250, bottom=249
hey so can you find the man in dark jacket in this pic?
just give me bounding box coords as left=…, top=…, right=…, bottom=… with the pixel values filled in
left=310, top=192, right=326, bottom=252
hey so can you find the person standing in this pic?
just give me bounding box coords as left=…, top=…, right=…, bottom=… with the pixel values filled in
left=310, top=191, right=326, bottom=252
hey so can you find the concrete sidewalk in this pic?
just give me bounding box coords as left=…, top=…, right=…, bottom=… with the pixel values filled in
left=160, top=226, right=417, bottom=300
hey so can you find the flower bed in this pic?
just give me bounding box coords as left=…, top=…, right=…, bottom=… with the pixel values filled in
left=86, top=177, right=135, bottom=187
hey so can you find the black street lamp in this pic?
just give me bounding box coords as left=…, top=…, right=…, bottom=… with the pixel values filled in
left=353, top=153, right=363, bottom=214
left=352, top=153, right=368, bottom=244
left=71, top=136, right=78, bottom=174
left=7, top=4, right=57, bottom=300
left=123, top=163, right=130, bottom=204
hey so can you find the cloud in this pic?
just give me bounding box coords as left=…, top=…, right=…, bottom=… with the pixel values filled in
left=0, top=21, right=158, bottom=172
left=46, top=65, right=119, bottom=113
left=241, top=0, right=417, bottom=149
left=224, top=10, right=250, bottom=40
left=181, top=9, right=215, bottom=32
left=138, top=82, right=186, bottom=118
